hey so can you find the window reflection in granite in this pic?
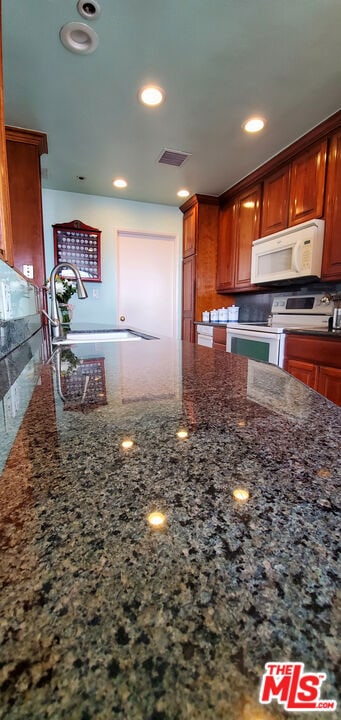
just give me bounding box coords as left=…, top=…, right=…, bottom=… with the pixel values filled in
left=246, top=360, right=311, bottom=418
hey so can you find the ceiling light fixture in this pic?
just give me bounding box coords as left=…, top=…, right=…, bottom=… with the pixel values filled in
left=59, top=22, right=99, bottom=55
left=177, top=189, right=190, bottom=198
left=138, top=85, right=165, bottom=107
left=113, top=178, right=127, bottom=189
left=243, top=116, right=266, bottom=133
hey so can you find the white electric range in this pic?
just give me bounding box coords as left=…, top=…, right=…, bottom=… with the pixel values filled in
left=226, top=293, right=333, bottom=367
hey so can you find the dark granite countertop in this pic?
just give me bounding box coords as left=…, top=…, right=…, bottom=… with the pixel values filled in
left=0, top=333, right=340, bottom=719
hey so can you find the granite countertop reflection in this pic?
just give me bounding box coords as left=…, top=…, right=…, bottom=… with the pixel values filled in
left=0, top=336, right=340, bottom=720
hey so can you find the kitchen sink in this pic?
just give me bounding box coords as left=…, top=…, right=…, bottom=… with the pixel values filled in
left=52, top=329, right=154, bottom=345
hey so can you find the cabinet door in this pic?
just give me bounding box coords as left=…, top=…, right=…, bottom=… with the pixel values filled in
left=216, top=203, right=236, bottom=291
left=286, top=359, right=318, bottom=389
left=182, top=255, right=196, bottom=342
left=0, top=5, right=13, bottom=264
left=234, top=185, right=261, bottom=290
left=183, top=204, right=197, bottom=258
left=321, top=130, right=341, bottom=281
left=261, top=165, right=290, bottom=236
left=6, top=127, right=47, bottom=288
left=213, top=326, right=226, bottom=351
left=288, top=140, right=327, bottom=226
left=317, top=366, right=341, bottom=406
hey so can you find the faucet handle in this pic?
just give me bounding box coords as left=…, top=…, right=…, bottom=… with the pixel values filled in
left=41, top=309, right=59, bottom=326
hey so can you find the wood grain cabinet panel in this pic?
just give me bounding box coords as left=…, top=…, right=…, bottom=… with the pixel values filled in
left=284, top=334, right=341, bottom=406
left=321, top=130, right=341, bottom=280
left=213, top=325, right=226, bottom=351
left=234, top=185, right=261, bottom=290
left=217, top=186, right=260, bottom=293
left=288, top=140, right=327, bottom=226
left=286, top=359, right=318, bottom=389
left=0, top=2, right=13, bottom=264
left=6, top=127, right=48, bottom=288
left=182, top=255, right=196, bottom=342
left=317, top=366, right=341, bottom=406
left=261, top=165, right=290, bottom=236
left=181, top=195, right=233, bottom=341
left=216, top=203, right=236, bottom=291
left=183, top=204, right=197, bottom=257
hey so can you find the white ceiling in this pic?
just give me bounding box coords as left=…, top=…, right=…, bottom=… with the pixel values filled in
left=2, top=0, right=341, bottom=207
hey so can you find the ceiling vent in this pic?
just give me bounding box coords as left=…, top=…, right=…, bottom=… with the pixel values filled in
left=157, top=149, right=191, bottom=168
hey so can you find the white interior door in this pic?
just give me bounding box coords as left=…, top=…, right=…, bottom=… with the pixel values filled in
left=116, top=230, right=177, bottom=338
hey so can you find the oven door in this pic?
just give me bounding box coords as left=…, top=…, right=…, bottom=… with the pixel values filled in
left=226, top=327, right=283, bottom=366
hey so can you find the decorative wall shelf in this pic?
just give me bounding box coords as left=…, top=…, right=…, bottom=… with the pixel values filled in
left=53, top=219, right=101, bottom=282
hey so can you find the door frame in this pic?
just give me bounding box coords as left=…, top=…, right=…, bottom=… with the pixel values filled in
left=115, top=228, right=180, bottom=338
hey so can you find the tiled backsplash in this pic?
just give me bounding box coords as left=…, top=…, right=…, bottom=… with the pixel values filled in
left=0, top=259, right=41, bottom=359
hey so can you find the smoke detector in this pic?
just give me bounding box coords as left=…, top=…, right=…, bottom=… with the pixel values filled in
left=77, top=1, right=101, bottom=20
left=59, top=21, right=99, bottom=54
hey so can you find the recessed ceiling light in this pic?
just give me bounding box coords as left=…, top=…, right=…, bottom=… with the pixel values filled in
left=113, top=178, right=127, bottom=189
left=138, top=85, right=165, bottom=107
left=177, top=189, right=190, bottom=198
left=243, top=116, right=266, bottom=133
left=59, top=22, right=99, bottom=55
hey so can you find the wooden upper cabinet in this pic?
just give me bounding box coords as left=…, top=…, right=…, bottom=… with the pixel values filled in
left=288, top=140, right=327, bottom=226
left=261, top=165, right=290, bottom=236
left=321, top=130, right=341, bottom=280
left=0, top=2, right=13, bottom=265
left=6, top=126, right=48, bottom=288
left=216, top=202, right=236, bottom=291
left=234, top=185, right=261, bottom=290
left=183, top=204, right=197, bottom=257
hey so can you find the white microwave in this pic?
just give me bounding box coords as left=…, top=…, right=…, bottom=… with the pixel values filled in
left=251, top=218, right=325, bottom=285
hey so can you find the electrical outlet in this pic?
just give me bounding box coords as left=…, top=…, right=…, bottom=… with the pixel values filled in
left=23, top=264, right=34, bottom=279
left=93, top=288, right=99, bottom=299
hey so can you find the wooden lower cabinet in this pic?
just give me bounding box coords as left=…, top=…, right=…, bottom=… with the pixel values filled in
left=286, top=359, right=318, bottom=389
left=284, top=334, right=341, bottom=406
left=213, top=326, right=226, bottom=351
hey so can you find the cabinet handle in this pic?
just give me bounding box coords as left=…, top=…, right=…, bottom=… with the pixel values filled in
left=120, top=315, right=125, bottom=321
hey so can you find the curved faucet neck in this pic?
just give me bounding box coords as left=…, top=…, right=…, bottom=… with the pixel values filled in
left=49, top=263, right=88, bottom=338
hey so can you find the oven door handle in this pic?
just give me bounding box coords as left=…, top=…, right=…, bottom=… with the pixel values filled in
left=227, top=328, right=280, bottom=341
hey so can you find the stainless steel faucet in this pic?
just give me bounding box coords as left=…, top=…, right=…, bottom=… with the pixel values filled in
left=45, top=263, right=88, bottom=339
